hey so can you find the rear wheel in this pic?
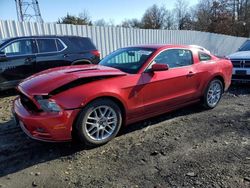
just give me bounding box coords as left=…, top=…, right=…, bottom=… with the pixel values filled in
left=75, top=99, right=122, bottom=146
left=203, top=79, right=223, bottom=109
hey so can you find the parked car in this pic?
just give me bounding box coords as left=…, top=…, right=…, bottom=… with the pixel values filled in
left=0, top=36, right=100, bottom=90
left=227, top=39, right=250, bottom=82
left=13, top=44, right=232, bottom=146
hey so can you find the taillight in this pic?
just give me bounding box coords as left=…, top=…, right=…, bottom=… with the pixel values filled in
left=91, top=50, right=100, bottom=57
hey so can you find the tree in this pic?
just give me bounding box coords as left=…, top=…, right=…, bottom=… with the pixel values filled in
left=229, top=0, right=250, bottom=37
left=94, top=19, right=107, bottom=26
left=174, top=0, right=190, bottom=29
left=56, top=1, right=250, bottom=37
left=141, top=4, right=172, bottom=29
left=121, top=19, right=142, bottom=28
left=191, top=0, right=233, bottom=35
left=179, top=13, right=194, bottom=30
left=165, top=10, right=175, bottom=29
left=78, top=10, right=92, bottom=25
left=192, top=0, right=212, bottom=32
left=58, top=11, right=92, bottom=25
left=94, top=19, right=115, bottom=26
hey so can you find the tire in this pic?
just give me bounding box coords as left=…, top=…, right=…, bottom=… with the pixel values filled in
left=203, top=79, right=223, bottom=109
left=75, top=99, right=122, bottom=147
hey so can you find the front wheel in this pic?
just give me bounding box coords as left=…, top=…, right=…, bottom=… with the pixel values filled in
left=75, top=99, right=122, bottom=147
left=203, top=79, right=223, bottom=109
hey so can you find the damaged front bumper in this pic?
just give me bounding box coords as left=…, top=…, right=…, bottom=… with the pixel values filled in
left=13, top=97, right=80, bottom=142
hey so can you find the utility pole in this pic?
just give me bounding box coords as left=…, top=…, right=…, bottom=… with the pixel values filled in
left=15, top=0, right=43, bottom=23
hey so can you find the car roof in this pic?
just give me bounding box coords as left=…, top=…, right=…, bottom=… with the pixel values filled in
left=128, top=44, right=191, bottom=50
left=3, top=35, right=89, bottom=41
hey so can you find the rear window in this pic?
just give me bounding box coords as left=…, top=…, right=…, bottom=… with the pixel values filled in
left=69, top=37, right=96, bottom=51
left=199, top=52, right=212, bottom=61
left=37, top=39, right=57, bottom=53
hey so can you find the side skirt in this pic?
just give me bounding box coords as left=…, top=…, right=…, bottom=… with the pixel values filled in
left=126, top=99, right=201, bottom=125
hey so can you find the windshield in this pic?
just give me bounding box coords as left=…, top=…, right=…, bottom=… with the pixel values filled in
left=239, top=40, right=250, bottom=51
left=99, top=47, right=155, bottom=74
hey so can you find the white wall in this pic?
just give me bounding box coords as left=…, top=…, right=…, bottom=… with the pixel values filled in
left=0, top=20, right=248, bottom=57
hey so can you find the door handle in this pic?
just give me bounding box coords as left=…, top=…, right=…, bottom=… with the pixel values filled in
left=63, top=54, right=69, bottom=58
left=25, top=57, right=33, bottom=62
left=24, top=57, right=34, bottom=65
left=187, top=71, right=195, bottom=77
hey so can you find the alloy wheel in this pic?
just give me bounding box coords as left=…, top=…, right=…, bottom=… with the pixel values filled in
left=207, top=81, right=222, bottom=107
left=85, top=105, right=118, bottom=141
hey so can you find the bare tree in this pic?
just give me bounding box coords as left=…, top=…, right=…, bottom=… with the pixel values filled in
left=165, top=10, right=175, bottom=29
left=94, top=19, right=115, bottom=26
left=174, top=0, right=189, bottom=29
left=230, top=0, right=250, bottom=36
left=57, top=1, right=250, bottom=37
left=141, top=4, right=170, bottom=29
left=78, top=10, right=92, bottom=25
left=94, top=19, right=107, bottom=26
left=121, top=19, right=142, bottom=28
left=121, top=6, right=174, bottom=29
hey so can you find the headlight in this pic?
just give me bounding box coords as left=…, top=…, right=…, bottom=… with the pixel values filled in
left=35, top=96, right=61, bottom=112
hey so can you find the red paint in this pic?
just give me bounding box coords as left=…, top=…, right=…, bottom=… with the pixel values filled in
left=13, top=45, right=233, bottom=142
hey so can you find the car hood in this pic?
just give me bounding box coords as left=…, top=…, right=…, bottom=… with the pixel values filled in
left=18, top=65, right=127, bottom=96
left=227, top=51, right=250, bottom=59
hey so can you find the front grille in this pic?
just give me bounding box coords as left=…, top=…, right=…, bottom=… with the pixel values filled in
left=19, top=93, right=41, bottom=113
left=231, top=60, right=250, bottom=68
left=245, top=61, right=250, bottom=68
left=231, top=60, right=241, bottom=68
left=232, top=74, right=250, bottom=81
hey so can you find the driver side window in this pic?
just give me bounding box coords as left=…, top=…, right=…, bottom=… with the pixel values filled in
left=154, top=49, right=193, bottom=68
left=1, top=39, right=32, bottom=56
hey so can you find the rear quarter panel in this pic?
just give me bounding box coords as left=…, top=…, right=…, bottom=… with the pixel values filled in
left=197, top=58, right=232, bottom=94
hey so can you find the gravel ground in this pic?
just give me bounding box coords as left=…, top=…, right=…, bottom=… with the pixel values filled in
left=0, top=85, right=249, bottom=188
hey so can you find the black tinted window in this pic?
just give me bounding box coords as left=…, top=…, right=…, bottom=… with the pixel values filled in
left=199, top=52, right=212, bottom=61
left=154, top=49, right=193, bottom=68
left=1, top=39, right=32, bottom=56
left=239, top=40, right=250, bottom=51
left=37, top=39, right=57, bottom=53
left=56, top=39, right=65, bottom=51
left=69, top=37, right=96, bottom=50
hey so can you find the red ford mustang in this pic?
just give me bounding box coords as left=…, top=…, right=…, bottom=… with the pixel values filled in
left=13, top=44, right=232, bottom=146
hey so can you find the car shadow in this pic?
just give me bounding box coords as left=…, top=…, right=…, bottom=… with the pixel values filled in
left=0, top=102, right=205, bottom=177
left=120, top=103, right=205, bottom=135
left=228, top=82, right=250, bottom=95
left=0, top=118, right=86, bottom=177
left=0, top=89, right=18, bottom=98
left=0, top=84, right=249, bottom=177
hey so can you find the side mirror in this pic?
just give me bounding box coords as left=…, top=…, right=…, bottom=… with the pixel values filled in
left=151, top=63, right=169, bottom=72
left=0, top=51, right=7, bottom=62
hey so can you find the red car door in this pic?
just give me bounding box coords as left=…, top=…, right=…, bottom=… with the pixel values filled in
left=141, top=48, right=200, bottom=116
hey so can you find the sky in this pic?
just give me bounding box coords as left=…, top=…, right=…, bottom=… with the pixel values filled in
left=0, top=0, right=198, bottom=24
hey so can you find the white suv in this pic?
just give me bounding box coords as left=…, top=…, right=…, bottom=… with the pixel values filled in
left=227, top=40, right=250, bottom=82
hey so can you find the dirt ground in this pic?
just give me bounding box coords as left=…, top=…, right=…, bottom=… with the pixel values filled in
left=0, top=84, right=249, bottom=188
